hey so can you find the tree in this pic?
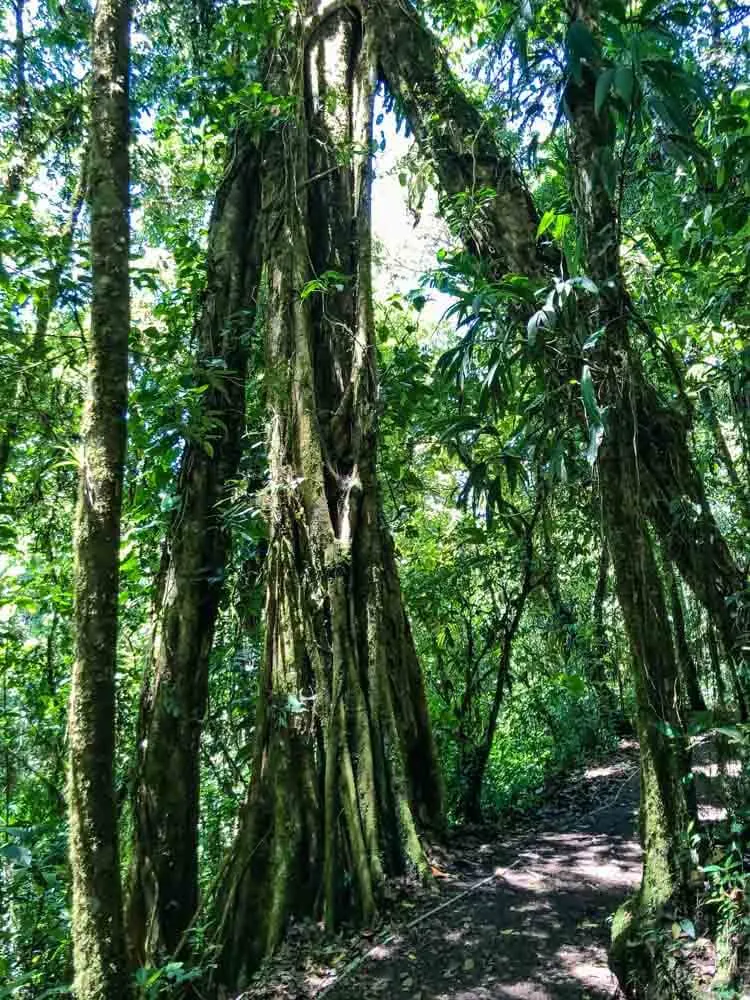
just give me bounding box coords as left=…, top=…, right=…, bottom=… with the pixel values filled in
left=374, top=0, right=700, bottom=981
left=209, top=7, right=442, bottom=988
left=2, top=0, right=749, bottom=995
left=372, top=0, right=747, bottom=678
left=67, top=1, right=131, bottom=998
left=127, top=127, right=262, bottom=968
left=563, top=0, right=695, bottom=937
left=452, top=493, right=543, bottom=823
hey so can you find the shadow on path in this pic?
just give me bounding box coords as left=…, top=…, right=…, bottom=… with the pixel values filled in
left=323, top=748, right=641, bottom=1000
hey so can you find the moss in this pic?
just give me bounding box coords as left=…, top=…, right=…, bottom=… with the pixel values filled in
left=611, top=899, right=634, bottom=953
left=611, top=896, right=705, bottom=1000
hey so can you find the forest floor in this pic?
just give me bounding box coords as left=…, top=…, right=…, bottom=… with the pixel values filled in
left=239, top=741, right=643, bottom=1000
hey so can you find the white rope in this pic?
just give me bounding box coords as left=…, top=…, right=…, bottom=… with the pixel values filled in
left=314, top=858, right=525, bottom=997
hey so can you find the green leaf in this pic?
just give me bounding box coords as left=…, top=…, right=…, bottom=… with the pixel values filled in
left=595, top=68, right=616, bottom=116
left=581, top=365, right=601, bottom=426
left=567, top=20, right=597, bottom=62
left=0, top=973, right=35, bottom=998
left=536, top=209, right=556, bottom=238
left=614, top=65, right=635, bottom=106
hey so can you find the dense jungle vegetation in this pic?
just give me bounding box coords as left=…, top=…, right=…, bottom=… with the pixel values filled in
left=0, top=0, right=749, bottom=996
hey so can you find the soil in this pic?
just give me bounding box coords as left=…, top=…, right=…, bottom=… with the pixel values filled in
left=237, top=742, right=642, bottom=1000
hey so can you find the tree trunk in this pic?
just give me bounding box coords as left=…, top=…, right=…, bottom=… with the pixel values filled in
left=370, top=0, right=553, bottom=281
left=371, top=0, right=747, bottom=677
left=591, top=540, right=609, bottom=684
left=601, top=406, right=695, bottom=904
left=457, top=583, right=529, bottom=824
left=665, top=559, right=706, bottom=713
left=631, top=380, right=749, bottom=685
left=127, top=132, right=262, bottom=966
left=707, top=619, right=729, bottom=710
left=541, top=507, right=576, bottom=662
left=457, top=504, right=538, bottom=823
left=209, top=8, right=441, bottom=990
left=590, top=539, right=621, bottom=721
left=68, top=2, right=131, bottom=998
left=563, top=4, right=696, bottom=989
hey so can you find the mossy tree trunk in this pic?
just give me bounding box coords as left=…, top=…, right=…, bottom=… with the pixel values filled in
left=632, top=381, right=749, bottom=692
left=566, top=0, right=694, bottom=879
left=370, top=0, right=553, bottom=282
left=127, top=133, right=262, bottom=966
left=371, top=0, right=747, bottom=684
left=209, top=7, right=442, bottom=991
left=564, top=4, right=698, bottom=990
left=68, top=2, right=131, bottom=998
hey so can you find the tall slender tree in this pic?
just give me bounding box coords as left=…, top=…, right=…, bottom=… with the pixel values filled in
left=563, top=0, right=695, bottom=914
left=67, top=1, right=131, bottom=997
left=127, top=128, right=262, bottom=967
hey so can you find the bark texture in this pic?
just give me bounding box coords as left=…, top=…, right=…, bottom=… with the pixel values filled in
left=127, top=133, right=262, bottom=965
left=210, top=7, right=441, bottom=989
left=68, top=2, right=131, bottom=998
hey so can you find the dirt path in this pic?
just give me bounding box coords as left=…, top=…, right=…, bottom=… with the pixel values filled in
left=320, top=747, right=641, bottom=1000
left=242, top=744, right=642, bottom=1000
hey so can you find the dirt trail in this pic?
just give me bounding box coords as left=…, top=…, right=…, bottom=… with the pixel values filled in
left=321, top=746, right=641, bottom=1000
